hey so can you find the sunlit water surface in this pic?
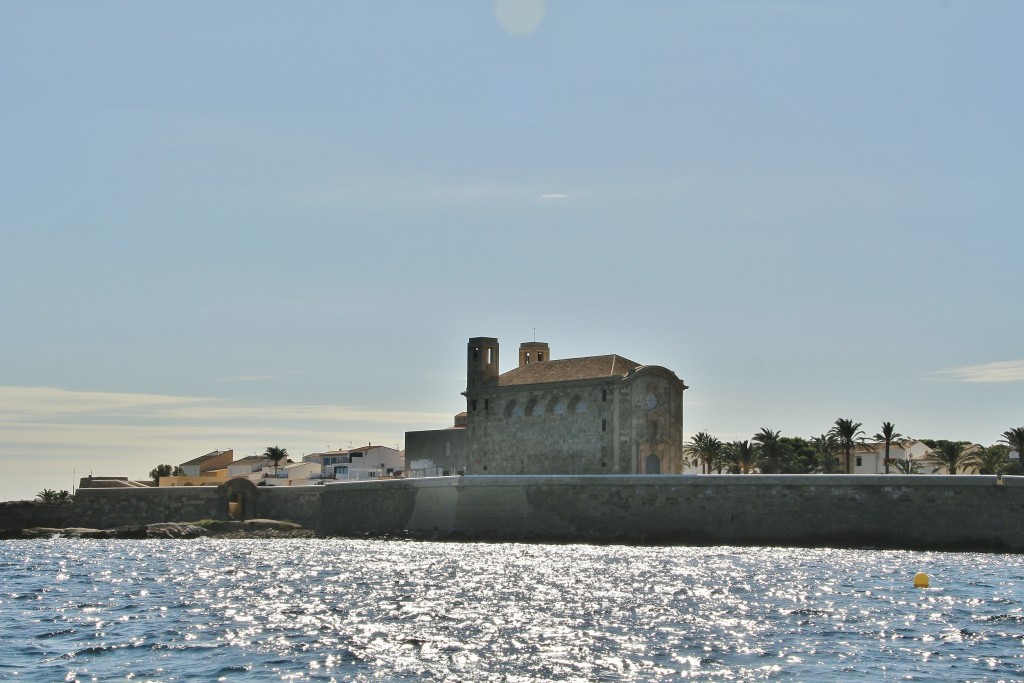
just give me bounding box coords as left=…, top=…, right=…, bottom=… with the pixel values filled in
left=2, top=540, right=1023, bottom=681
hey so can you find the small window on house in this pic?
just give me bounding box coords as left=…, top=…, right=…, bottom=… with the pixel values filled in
left=602, top=419, right=607, bottom=432
left=856, top=456, right=862, bottom=467
left=537, top=352, right=544, bottom=361
left=484, top=399, right=490, bottom=411
left=471, top=399, right=478, bottom=412
left=602, top=389, right=607, bottom=402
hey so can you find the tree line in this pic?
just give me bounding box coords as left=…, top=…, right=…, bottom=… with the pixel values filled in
left=688, top=422, right=1024, bottom=476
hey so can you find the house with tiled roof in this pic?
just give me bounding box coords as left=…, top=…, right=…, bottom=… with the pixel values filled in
left=178, top=449, right=233, bottom=477
left=405, top=336, right=688, bottom=476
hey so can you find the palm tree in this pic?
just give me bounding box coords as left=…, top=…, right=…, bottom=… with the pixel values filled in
left=810, top=433, right=843, bottom=473
left=263, top=445, right=289, bottom=476
left=1000, top=427, right=1024, bottom=471
left=891, top=458, right=922, bottom=474
left=966, top=445, right=1010, bottom=475
left=35, top=489, right=59, bottom=503
left=688, top=432, right=723, bottom=474
left=727, top=440, right=758, bottom=474
left=926, top=441, right=972, bottom=475
left=752, top=428, right=791, bottom=474
left=873, top=421, right=903, bottom=475
left=829, top=418, right=865, bottom=474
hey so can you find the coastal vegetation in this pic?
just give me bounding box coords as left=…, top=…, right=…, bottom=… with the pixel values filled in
left=688, top=422, right=1024, bottom=476
left=35, top=489, right=72, bottom=504
left=829, top=419, right=865, bottom=474
left=148, top=464, right=184, bottom=481
left=264, top=445, right=289, bottom=475
left=873, top=422, right=902, bottom=475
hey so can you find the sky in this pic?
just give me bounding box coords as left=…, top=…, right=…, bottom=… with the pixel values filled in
left=1, top=1, right=1022, bottom=501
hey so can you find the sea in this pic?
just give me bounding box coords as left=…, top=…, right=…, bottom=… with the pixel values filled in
left=1, top=540, right=1023, bottom=682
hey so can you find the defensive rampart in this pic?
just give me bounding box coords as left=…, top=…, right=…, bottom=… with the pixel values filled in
left=66, top=475, right=1024, bottom=552
left=72, top=483, right=322, bottom=529
left=319, top=474, right=1024, bottom=551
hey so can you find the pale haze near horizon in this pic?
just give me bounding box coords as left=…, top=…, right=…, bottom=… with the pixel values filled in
left=1, top=1, right=1021, bottom=501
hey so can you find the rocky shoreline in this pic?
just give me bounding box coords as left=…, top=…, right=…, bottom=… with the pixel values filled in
left=0, top=519, right=314, bottom=540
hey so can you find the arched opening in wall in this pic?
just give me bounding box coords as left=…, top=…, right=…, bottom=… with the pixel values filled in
left=568, top=396, right=586, bottom=413
left=645, top=454, right=661, bottom=475
left=526, top=398, right=542, bottom=417
left=545, top=396, right=560, bottom=415
left=553, top=398, right=567, bottom=415
left=228, top=491, right=245, bottom=519
left=220, top=478, right=258, bottom=521
left=504, top=400, right=519, bottom=419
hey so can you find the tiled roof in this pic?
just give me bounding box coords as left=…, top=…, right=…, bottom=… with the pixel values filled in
left=180, top=450, right=230, bottom=467
left=497, top=355, right=641, bottom=387
left=230, top=456, right=270, bottom=465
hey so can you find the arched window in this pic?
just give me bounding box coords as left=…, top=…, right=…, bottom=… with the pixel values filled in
left=504, top=400, right=522, bottom=419
left=526, top=398, right=543, bottom=417
left=645, top=454, right=661, bottom=475
left=545, top=396, right=560, bottom=415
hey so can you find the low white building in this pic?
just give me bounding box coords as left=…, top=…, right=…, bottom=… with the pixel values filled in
left=260, top=461, right=320, bottom=486
left=227, top=456, right=272, bottom=479
left=304, top=445, right=403, bottom=481
left=852, top=440, right=933, bottom=474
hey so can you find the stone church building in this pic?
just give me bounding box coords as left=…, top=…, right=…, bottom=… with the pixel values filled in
left=405, top=337, right=688, bottom=476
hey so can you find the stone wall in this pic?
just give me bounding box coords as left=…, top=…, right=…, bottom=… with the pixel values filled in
left=466, top=367, right=686, bottom=475
left=73, top=486, right=228, bottom=528
left=317, top=474, right=1024, bottom=551
left=71, top=484, right=327, bottom=529
left=254, top=487, right=322, bottom=528
left=0, top=501, right=73, bottom=530
left=65, top=474, right=1024, bottom=552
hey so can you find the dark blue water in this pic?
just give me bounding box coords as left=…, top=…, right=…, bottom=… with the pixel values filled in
left=2, top=540, right=1023, bottom=681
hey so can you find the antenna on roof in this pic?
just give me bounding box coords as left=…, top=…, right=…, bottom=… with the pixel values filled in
left=533, top=327, right=536, bottom=341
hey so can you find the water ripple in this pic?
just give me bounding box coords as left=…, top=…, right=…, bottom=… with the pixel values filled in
left=2, top=540, right=1024, bottom=680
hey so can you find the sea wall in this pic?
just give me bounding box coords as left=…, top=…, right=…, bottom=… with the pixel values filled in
left=0, top=501, right=73, bottom=530
left=319, top=474, right=1024, bottom=551
left=73, top=486, right=227, bottom=528
left=71, top=483, right=324, bottom=530
left=67, top=475, right=1024, bottom=552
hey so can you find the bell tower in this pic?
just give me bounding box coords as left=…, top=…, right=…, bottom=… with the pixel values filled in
left=466, top=337, right=499, bottom=394
left=518, top=341, right=550, bottom=367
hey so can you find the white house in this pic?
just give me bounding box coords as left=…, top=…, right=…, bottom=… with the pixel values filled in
left=851, top=440, right=933, bottom=474
left=303, top=445, right=403, bottom=481
left=260, top=461, right=320, bottom=486
left=227, top=456, right=272, bottom=479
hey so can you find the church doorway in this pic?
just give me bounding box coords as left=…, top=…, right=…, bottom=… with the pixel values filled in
left=645, top=454, right=661, bottom=475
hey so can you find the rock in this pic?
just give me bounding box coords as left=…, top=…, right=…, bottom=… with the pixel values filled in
left=146, top=523, right=210, bottom=539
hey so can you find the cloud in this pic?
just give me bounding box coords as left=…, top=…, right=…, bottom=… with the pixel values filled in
left=0, top=386, right=213, bottom=419
left=0, top=386, right=451, bottom=425
left=931, top=360, right=1024, bottom=383
left=0, top=385, right=452, bottom=499
left=539, top=193, right=570, bottom=201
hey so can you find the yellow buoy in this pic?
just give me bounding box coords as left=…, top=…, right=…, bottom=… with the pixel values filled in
left=914, top=572, right=930, bottom=588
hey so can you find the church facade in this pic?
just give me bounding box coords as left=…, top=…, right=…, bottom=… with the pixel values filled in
left=405, top=336, right=688, bottom=476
